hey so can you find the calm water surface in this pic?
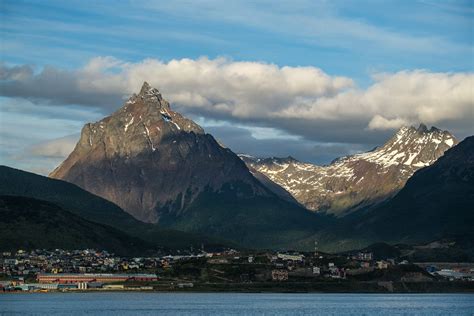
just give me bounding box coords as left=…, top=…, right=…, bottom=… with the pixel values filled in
left=0, top=292, right=473, bottom=315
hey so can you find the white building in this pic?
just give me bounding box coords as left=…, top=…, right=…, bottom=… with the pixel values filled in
left=277, top=253, right=304, bottom=262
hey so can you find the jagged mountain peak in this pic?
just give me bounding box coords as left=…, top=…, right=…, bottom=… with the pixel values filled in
left=241, top=126, right=458, bottom=215
left=121, top=81, right=171, bottom=114
left=411, top=123, right=441, bottom=134
left=50, top=82, right=269, bottom=223
left=416, top=123, right=428, bottom=133
left=139, top=81, right=154, bottom=94
left=382, top=124, right=456, bottom=163
left=396, top=123, right=450, bottom=138
left=60, top=83, right=205, bottom=160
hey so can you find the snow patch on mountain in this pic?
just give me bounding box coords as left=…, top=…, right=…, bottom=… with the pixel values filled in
left=240, top=124, right=457, bottom=215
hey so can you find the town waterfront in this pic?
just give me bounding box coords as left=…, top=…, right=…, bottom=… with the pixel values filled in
left=1, top=293, right=474, bottom=315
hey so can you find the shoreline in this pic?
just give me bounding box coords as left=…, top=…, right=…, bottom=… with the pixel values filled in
left=3, top=282, right=474, bottom=294
left=3, top=291, right=474, bottom=295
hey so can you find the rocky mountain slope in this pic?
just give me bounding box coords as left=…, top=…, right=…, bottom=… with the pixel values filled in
left=50, top=82, right=268, bottom=223
left=348, top=135, right=474, bottom=244
left=306, top=135, right=474, bottom=253
left=241, top=124, right=457, bottom=215
left=49, top=83, right=326, bottom=249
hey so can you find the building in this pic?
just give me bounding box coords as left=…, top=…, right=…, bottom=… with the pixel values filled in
left=207, top=258, right=229, bottom=264
left=33, top=283, right=59, bottom=290
left=277, top=253, right=304, bottom=262
left=37, top=273, right=158, bottom=284
left=272, top=269, right=289, bottom=281
left=376, top=261, right=390, bottom=270
left=77, top=282, right=88, bottom=290
left=103, top=284, right=124, bottom=289
left=436, top=269, right=469, bottom=280
left=356, top=252, right=373, bottom=261
left=87, top=282, right=104, bottom=289
left=360, top=262, right=371, bottom=268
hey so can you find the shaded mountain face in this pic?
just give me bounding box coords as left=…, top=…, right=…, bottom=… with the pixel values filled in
left=241, top=125, right=457, bottom=216
left=50, top=82, right=268, bottom=223
left=349, top=135, right=474, bottom=244
left=292, top=136, right=473, bottom=253
left=2, top=164, right=328, bottom=251
left=0, top=165, right=228, bottom=250
left=0, top=195, right=151, bottom=256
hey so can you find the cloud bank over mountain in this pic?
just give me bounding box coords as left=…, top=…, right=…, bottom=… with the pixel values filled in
left=0, top=57, right=474, bottom=173
left=1, top=57, right=473, bottom=145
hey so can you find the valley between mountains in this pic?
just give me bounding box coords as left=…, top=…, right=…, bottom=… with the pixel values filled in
left=1, top=82, right=473, bottom=254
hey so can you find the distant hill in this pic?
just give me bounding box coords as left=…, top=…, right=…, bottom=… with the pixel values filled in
left=0, top=165, right=138, bottom=228
left=0, top=165, right=230, bottom=251
left=0, top=195, right=150, bottom=255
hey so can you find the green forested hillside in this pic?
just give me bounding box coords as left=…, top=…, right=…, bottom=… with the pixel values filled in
left=0, top=166, right=229, bottom=251
left=0, top=195, right=150, bottom=255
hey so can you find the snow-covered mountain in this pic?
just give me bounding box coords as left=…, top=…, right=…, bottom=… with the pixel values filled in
left=240, top=124, right=457, bottom=216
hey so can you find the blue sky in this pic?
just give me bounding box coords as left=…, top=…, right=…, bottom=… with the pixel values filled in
left=2, top=1, right=472, bottom=80
left=0, top=0, right=473, bottom=174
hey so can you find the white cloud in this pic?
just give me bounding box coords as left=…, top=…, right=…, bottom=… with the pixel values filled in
left=29, top=135, right=79, bottom=158
left=276, top=70, right=474, bottom=133
left=368, top=115, right=409, bottom=130
left=1, top=57, right=473, bottom=144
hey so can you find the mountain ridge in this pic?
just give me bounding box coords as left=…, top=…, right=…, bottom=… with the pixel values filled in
left=241, top=124, right=457, bottom=215
left=307, top=135, right=474, bottom=252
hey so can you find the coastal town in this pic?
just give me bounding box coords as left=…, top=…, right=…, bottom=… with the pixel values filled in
left=1, top=248, right=473, bottom=293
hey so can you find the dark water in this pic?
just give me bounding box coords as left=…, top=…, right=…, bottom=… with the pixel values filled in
left=0, top=292, right=473, bottom=315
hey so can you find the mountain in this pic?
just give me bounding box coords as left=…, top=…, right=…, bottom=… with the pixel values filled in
left=0, top=195, right=150, bottom=256
left=348, top=135, right=474, bottom=244
left=48, top=83, right=326, bottom=249
left=241, top=125, right=457, bottom=216
left=50, top=82, right=267, bottom=223
left=295, top=136, right=474, bottom=252
left=0, top=165, right=228, bottom=250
